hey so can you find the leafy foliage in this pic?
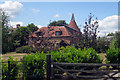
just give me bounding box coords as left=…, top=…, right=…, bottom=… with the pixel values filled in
left=11, top=27, right=29, bottom=47
left=107, top=32, right=114, bottom=36
left=115, top=31, right=120, bottom=48
left=16, top=46, right=32, bottom=53
left=1, top=10, right=13, bottom=53
left=51, top=46, right=102, bottom=63
left=27, top=23, right=38, bottom=33
left=49, top=20, right=68, bottom=26
left=109, top=39, right=118, bottom=50
left=2, top=56, right=18, bottom=80
left=106, top=48, right=120, bottom=63
left=16, top=46, right=50, bottom=53
left=81, top=13, right=99, bottom=49
left=95, top=37, right=109, bottom=53
left=22, top=52, right=46, bottom=80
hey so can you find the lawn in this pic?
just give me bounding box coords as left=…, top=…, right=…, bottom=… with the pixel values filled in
left=2, top=52, right=28, bottom=61
left=1, top=52, right=107, bottom=63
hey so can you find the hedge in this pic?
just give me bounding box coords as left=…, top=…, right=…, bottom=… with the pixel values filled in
left=21, top=52, right=46, bottom=80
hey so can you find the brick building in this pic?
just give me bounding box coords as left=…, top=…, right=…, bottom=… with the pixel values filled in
left=29, top=14, right=81, bottom=47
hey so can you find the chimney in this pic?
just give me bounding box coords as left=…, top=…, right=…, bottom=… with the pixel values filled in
left=16, top=24, right=20, bottom=28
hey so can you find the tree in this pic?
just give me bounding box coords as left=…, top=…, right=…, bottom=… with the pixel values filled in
left=11, top=27, right=29, bottom=47
left=107, top=32, right=114, bottom=36
left=1, top=10, right=12, bottom=53
left=95, top=37, right=109, bottom=53
left=82, top=13, right=99, bottom=49
left=112, top=31, right=120, bottom=48
left=27, top=23, right=38, bottom=33
left=116, top=31, right=120, bottom=48
left=49, top=20, right=68, bottom=26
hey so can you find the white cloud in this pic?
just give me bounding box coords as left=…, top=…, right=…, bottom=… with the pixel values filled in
left=32, top=8, right=40, bottom=13
left=97, top=15, right=119, bottom=37
left=37, top=25, right=43, bottom=28
left=9, top=21, right=24, bottom=28
left=68, top=12, right=72, bottom=16
left=0, top=1, right=23, bottom=18
left=54, top=14, right=60, bottom=18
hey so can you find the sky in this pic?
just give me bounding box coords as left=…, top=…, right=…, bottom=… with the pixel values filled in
left=0, top=1, right=119, bottom=37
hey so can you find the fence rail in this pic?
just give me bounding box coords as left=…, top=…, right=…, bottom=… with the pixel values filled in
left=1, top=54, right=120, bottom=80
left=46, top=54, right=120, bottom=80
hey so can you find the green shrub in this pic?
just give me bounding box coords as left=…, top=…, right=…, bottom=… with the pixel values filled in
left=109, top=39, right=118, bottom=50
left=22, top=52, right=46, bottom=80
left=16, top=46, right=32, bottom=53
left=16, top=46, right=50, bottom=53
left=51, top=46, right=102, bottom=63
left=95, top=37, right=109, bottom=53
left=106, top=48, right=120, bottom=63
left=2, top=56, right=18, bottom=80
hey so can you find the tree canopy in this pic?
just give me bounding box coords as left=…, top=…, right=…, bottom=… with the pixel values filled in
left=1, top=11, right=12, bottom=53
left=49, top=20, right=68, bottom=26
left=107, top=32, right=114, bottom=36
left=27, top=23, right=38, bottom=33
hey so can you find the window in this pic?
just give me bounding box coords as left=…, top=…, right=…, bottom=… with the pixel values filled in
left=55, top=31, right=62, bottom=36
left=36, top=32, right=42, bottom=36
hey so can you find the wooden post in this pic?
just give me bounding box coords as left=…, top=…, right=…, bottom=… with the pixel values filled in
left=8, top=61, right=10, bottom=80
left=47, top=54, right=51, bottom=80
left=51, top=60, right=54, bottom=79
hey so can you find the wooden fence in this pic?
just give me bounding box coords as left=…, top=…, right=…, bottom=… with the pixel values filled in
left=46, top=54, right=120, bottom=80
left=1, top=54, right=120, bottom=80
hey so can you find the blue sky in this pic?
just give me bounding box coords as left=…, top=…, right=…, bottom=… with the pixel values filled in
left=0, top=1, right=119, bottom=36
left=14, top=2, right=118, bottom=26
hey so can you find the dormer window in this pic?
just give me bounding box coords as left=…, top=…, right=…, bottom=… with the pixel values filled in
left=55, top=31, right=62, bottom=36
left=36, top=32, right=42, bottom=36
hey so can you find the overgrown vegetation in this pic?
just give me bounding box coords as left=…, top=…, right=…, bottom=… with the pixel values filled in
left=16, top=46, right=50, bottom=53
left=2, top=56, right=18, bottom=80
left=106, top=48, right=120, bottom=63
left=2, top=46, right=120, bottom=79
left=22, top=52, right=46, bottom=80
left=48, top=20, right=68, bottom=26
left=51, top=46, right=103, bottom=63
left=95, top=37, right=109, bottom=53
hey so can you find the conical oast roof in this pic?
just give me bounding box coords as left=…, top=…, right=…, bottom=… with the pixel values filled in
left=68, top=13, right=80, bottom=31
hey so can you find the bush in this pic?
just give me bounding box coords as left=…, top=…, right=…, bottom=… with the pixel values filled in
left=22, top=52, right=46, bottom=80
left=2, top=56, right=18, bottom=80
left=16, top=46, right=50, bottom=53
left=51, top=46, right=102, bottom=63
left=109, top=39, right=118, bottom=50
left=16, top=46, right=32, bottom=53
left=95, top=37, right=109, bottom=53
left=106, top=48, right=120, bottom=63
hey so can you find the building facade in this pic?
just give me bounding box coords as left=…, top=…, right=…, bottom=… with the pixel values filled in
left=29, top=14, right=81, bottom=48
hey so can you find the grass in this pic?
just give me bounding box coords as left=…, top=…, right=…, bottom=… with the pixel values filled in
left=2, top=52, right=27, bottom=61
left=2, top=52, right=107, bottom=63
left=98, top=53, right=106, bottom=63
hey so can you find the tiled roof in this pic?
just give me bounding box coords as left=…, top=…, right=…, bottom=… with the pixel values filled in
left=30, top=14, right=81, bottom=38
left=30, top=26, right=72, bottom=38
left=68, top=13, right=80, bottom=31
left=11, top=28, right=17, bottom=31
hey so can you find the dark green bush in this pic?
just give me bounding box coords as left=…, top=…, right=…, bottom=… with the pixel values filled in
left=2, top=56, right=18, bottom=80
left=95, top=37, right=109, bottom=53
left=16, top=46, right=32, bottom=53
left=22, top=52, right=46, bottom=80
left=106, top=48, right=120, bottom=63
left=16, top=46, right=50, bottom=53
left=51, top=46, right=102, bottom=63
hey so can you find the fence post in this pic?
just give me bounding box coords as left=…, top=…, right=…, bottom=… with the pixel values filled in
left=51, top=60, right=54, bottom=79
left=47, top=54, right=51, bottom=80
left=8, top=61, right=10, bottom=80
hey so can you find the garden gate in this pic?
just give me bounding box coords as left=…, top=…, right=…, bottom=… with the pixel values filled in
left=47, top=54, right=120, bottom=80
